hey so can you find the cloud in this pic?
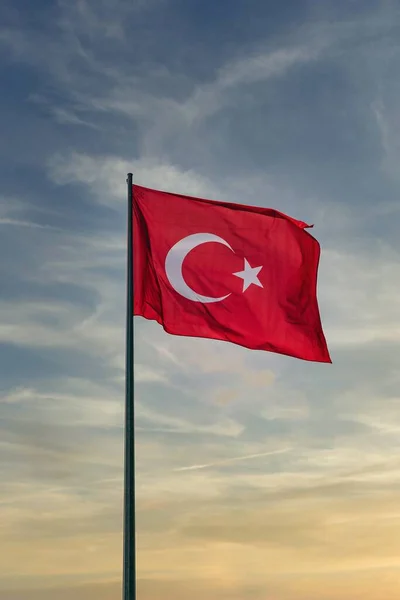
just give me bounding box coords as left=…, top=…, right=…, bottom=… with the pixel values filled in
left=319, top=245, right=400, bottom=348
left=136, top=401, right=244, bottom=438
left=173, top=42, right=325, bottom=126
left=48, top=153, right=220, bottom=207
left=173, top=447, right=292, bottom=472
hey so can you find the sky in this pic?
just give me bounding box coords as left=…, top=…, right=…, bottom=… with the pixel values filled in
left=1, top=0, right=400, bottom=598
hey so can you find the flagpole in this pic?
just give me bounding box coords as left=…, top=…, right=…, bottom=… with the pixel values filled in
left=123, top=172, right=136, bottom=600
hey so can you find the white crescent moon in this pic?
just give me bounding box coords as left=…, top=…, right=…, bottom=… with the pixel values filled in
left=165, top=233, right=233, bottom=303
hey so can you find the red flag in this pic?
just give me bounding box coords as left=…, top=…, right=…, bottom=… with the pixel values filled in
left=133, top=184, right=331, bottom=363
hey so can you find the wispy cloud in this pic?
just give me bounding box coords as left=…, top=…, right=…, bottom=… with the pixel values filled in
left=173, top=447, right=293, bottom=472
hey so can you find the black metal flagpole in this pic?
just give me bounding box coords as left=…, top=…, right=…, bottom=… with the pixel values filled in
left=123, top=173, right=136, bottom=600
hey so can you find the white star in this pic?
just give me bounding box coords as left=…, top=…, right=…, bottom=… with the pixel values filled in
left=233, top=259, right=263, bottom=292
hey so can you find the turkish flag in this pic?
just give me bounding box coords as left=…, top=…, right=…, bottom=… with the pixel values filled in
left=133, top=184, right=331, bottom=363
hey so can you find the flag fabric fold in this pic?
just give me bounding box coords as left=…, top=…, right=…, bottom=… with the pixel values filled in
left=133, top=184, right=331, bottom=363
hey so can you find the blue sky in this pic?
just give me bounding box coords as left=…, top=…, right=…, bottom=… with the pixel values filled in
left=2, top=1, right=400, bottom=599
